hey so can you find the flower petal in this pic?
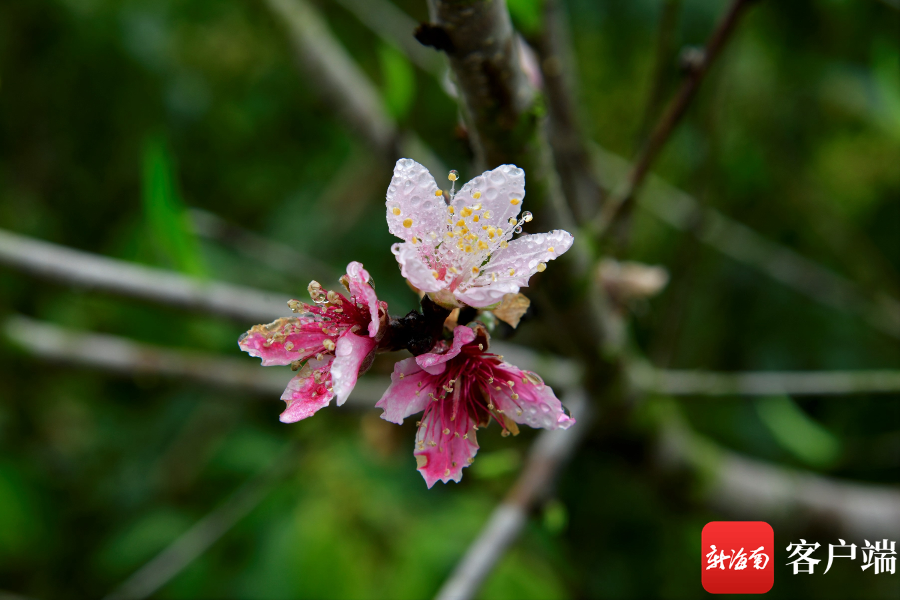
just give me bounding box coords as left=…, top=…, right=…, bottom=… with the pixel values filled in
left=330, top=332, right=378, bottom=406
left=238, top=317, right=333, bottom=366
left=454, top=281, right=519, bottom=308
left=416, top=325, right=477, bottom=375
left=385, top=158, right=447, bottom=244
left=489, top=364, right=575, bottom=431
left=451, top=164, right=524, bottom=232
left=279, top=357, right=334, bottom=423
left=375, top=357, right=436, bottom=424
left=392, top=242, right=446, bottom=293
left=413, top=404, right=479, bottom=488
left=345, top=261, right=381, bottom=338
left=480, top=230, right=574, bottom=289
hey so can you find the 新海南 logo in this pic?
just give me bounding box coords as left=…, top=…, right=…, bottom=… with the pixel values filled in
left=702, top=521, right=774, bottom=594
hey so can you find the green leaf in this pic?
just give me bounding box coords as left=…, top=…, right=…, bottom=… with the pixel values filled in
left=142, top=134, right=206, bottom=276
left=378, top=43, right=415, bottom=120
left=756, top=396, right=842, bottom=468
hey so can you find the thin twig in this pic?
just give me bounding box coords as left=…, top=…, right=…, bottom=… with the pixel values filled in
left=635, top=0, right=683, bottom=145
left=590, top=144, right=900, bottom=339
left=595, top=0, right=759, bottom=236
left=3, top=315, right=390, bottom=405
left=264, top=0, right=397, bottom=155
left=535, top=0, right=605, bottom=221
left=631, top=364, right=900, bottom=395
left=434, top=390, right=592, bottom=600
left=102, top=441, right=300, bottom=600
left=0, top=228, right=288, bottom=323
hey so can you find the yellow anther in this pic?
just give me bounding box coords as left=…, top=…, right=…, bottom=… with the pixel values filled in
left=508, top=217, right=517, bottom=225
left=483, top=210, right=492, bottom=219
left=449, top=266, right=460, bottom=274
left=472, top=215, right=480, bottom=222
left=435, top=189, right=443, bottom=197
left=402, top=218, right=413, bottom=228
left=500, top=240, right=508, bottom=248
left=510, top=198, right=520, bottom=205
left=547, top=246, right=555, bottom=253
left=536, top=262, right=547, bottom=272
left=509, top=268, right=516, bottom=276
left=488, top=230, right=495, bottom=238
left=392, top=207, right=401, bottom=216
left=323, top=339, right=335, bottom=352
left=473, top=203, right=482, bottom=211
left=448, top=171, right=458, bottom=181
left=465, top=245, right=472, bottom=253
left=471, top=266, right=479, bottom=275
left=482, top=225, right=489, bottom=230
left=460, top=207, right=473, bottom=218
left=457, top=241, right=464, bottom=250
left=477, top=241, right=489, bottom=250
left=412, top=236, right=419, bottom=244
left=473, top=191, right=481, bottom=200
left=456, top=219, right=465, bottom=227
left=448, top=206, right=455, bottom=214
left=432, top=270, right=439, bottom=279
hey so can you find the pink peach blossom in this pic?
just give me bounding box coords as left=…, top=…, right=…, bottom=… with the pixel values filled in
left=376, top=325, right=575, bottom=488
left=385, top=159, right=574, bottom=309
left=239, top=261, right=387, bottom=423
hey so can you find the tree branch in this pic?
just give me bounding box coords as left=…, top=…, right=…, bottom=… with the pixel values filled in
left=311, top=0, right=900, bottom=341
left=635, top=0, right=683, bottom=145
left=266, top=0, right=448, bottom=178
left=264, top=0, right=398, bottom=155
left=189, top=208, right=339, bottom=283
left=595, top=0, right=759, bottom=236
left=334, top=0, right=446, bottom=78
left=425, top=0, right=612, bottom=358
left=631, top=364, right=900, bottom=395
left=658, top=407, right=900, bottom=539
left=534, top=0, right=605, bottom=221
left=3, top=315, right=390, bottom=405
left=0, top=228, right=288, bottom=323
left=434, top=390, right=592, bottom=600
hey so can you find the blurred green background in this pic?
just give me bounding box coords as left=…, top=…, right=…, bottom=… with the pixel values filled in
left=1, top=0, right=898, bottom=598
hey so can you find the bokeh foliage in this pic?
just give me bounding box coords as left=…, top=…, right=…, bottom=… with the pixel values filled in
left=0, top=0, right=898, bottom=598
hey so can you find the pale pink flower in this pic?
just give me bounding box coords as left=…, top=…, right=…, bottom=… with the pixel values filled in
left=376, top=325, right=575, bottom=488
left=385, top=159, right=574, bottom=309
left=239, top=262, right=387, bottom=423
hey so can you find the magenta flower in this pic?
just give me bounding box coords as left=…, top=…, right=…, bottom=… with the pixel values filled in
left=376, top=324, right=575, bottom=488
left=385, top=159, right=575, bottom=309
left=239, top=262, right=387, bottom=423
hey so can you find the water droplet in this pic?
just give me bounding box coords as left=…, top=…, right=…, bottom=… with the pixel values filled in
left=448, top=169, right=459, bottom=181
left=514, top=225, right=523, bottom=234
left=522, top=211, right=533, bottom=222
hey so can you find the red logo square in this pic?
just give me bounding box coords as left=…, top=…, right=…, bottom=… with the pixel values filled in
left=702, top=521, right=774, bottom=594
